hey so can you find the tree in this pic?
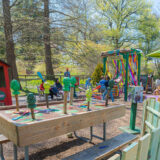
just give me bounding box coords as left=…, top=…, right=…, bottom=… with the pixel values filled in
left=2, top=0, right=19, bottom=80
left=138, top=9, right=160, bottom=76
left=138, top=10, right=160, bottom=55
left=91, top=63, right=103, bottom=85
left=96, top=0, right=149, bottom=49
left=43, top=0, right=54, bottom=79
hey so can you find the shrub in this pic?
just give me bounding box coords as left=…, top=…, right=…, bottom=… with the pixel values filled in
left=91, top=63, right=103, bottom=85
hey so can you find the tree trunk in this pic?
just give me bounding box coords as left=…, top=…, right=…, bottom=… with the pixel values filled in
left=43, top=0, right=55, bottom=80
left=2, top=0, right=19, bottom=81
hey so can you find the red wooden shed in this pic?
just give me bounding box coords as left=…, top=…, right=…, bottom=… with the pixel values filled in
left=0, top=60, right=12, bottom=105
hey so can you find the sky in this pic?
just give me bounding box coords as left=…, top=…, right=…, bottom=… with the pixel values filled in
left=152, top=0, right=160, bottom=15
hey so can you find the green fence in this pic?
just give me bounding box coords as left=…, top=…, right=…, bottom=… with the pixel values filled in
left=19, top=74, right=88, bottom=94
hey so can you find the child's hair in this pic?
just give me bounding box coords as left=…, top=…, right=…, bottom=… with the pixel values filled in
left=101, top=76, right=104, bottom=79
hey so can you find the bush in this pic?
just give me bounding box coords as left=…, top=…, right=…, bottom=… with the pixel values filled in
left=91, top=63, right=103, bottom=85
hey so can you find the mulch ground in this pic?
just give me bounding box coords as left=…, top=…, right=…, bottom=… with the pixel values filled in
left=4, top=96, right=143, bottom=160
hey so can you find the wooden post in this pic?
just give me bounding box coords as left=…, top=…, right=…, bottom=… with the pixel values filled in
left=87, top=101, right=90, bottom=110
left=30, top=108, right=35, bottom=120
left=70, top=87, right=74, bottom=105
left=46, top=94, right=49, bottom=108
left=137, top=53, right=141, bottom=86
left=64, top=91, right=68, bottom=114
left=15, top=95, right=19, bottom=112
left=124, top=53, right=129, bottom=101
left=105, top=90, right=110, bottom=106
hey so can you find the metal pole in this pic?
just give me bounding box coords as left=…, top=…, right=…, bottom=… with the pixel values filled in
left=103, top=122, right=106, bottom=141
left=103, top=57, right=107, bottom=75
left=125, top=53, right=129, bottom=101
left=0, top=144, right=5, bottom=160
left=137, top=53, right=141, bottom=86
left=13, top=144, right=18, bottom=160
left=130, top=103, right=137, bottom=130
left=24, top=146, right=29, bottom=160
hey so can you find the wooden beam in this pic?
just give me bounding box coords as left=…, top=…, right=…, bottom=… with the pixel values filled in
left=0, top=114, right=18, bottom=145
left=17, top=104, right=125, bottom=147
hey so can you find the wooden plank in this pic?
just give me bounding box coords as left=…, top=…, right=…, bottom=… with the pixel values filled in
left=155, top=101, right=160, bottom=127
left=17, top=104, right=125, bottom=147
left=145, top=121, right=155, bottom=130
left=156, top=142, right=160, bottom=160
left=121, top=142, right=138, bottom=160
left=141, top=100, right=148, bottom=136
left=152, top=99, right=158, bottom=128
left=149, top=128, right=160, bottom=160
left=137, top=133, right=151, bottom=160
left=108, top=154, right=120, bottom=160
left=62, top=133, right=137, bottom=160
left=148, top=99, right=155, bottom=133
left=0, top=114, right=18, bottom=145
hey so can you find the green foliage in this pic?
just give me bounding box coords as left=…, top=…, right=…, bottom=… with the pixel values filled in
left=63, top=77, right=70, bottom=91
left=10, top=80, right=20, bottom=95
left=27, top=93, right=36, bottom=109
left=91, top=63, right=103, bottom=85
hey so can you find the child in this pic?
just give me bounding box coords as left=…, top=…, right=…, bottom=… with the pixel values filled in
left=40, top=80, right=44, bottom=91
left=99, top=76, right=106, bottom=92
left=85, top=78, right=92, bottom=89
left=49, top=79, right=63, bottom=99
left=102, top=76, right=114, bottom=102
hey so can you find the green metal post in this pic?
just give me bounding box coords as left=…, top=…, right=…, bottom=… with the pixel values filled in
left=117, top=60, right=119, bottom=78
left=130, top=103, right=137, bottom=130
left=124, top=53, right=129, bottom=101
left=137, top=53, right=141, bottom=86
left=103, top=57, right=107, bottom=75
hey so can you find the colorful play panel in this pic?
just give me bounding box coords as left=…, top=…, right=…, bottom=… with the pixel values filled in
left=2, top=100, right=117, bottom=124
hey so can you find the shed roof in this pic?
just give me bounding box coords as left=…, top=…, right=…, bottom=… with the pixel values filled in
left=0, top=59, right=10, bottom=67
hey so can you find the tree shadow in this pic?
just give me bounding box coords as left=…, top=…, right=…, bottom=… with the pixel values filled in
left=20, top=138, right=90, bottom=160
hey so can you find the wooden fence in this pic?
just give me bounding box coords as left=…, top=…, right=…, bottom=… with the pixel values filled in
left=109, top=98, right=160, bottom=160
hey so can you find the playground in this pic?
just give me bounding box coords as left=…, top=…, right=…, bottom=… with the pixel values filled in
left=0, top=48, right=160, bottom=160
left=0, top=96, right=142, bottom=160
left=1, top=0, right=160, bottom=159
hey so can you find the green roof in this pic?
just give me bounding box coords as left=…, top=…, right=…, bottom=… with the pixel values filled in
left=101, top=48, right=143, bottom=57
left=147, top=50, right=160, bottom=58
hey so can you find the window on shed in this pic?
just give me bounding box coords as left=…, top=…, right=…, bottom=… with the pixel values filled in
left=0, top=66, right=6, bottom=87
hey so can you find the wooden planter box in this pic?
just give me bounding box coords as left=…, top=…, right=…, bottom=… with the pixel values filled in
left=0, top=104, right=125, bottom=147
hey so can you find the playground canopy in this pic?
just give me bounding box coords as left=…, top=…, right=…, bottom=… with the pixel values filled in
left=101, top=49, right=143, bottom=57
left=147, top=50, right=160, bottom=58
left=101, top=48, right=143, bottom=101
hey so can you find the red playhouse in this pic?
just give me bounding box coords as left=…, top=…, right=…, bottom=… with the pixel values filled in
left=0, top=60, right=12, bottom=105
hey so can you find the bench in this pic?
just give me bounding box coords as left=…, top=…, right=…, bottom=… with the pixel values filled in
left=63, top=133, right=137, bottom=160
left=0, top=134, right=10, bottom=160
left=37, top=86, right=64, bottom=101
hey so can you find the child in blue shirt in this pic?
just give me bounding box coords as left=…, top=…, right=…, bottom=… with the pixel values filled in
left=85, top=78, right=92, bottom=89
